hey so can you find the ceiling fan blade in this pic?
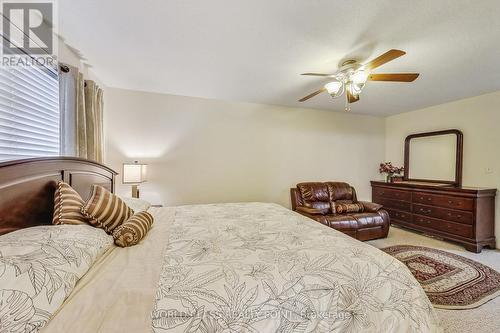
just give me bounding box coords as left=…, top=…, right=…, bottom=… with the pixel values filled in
left=301, top=73, right=333, bottom=77
left=298, top=88, right=326, bottom=102
left=364, top=49, right=406, bottom=70
left=346, top=89, right=360, bottom=103
left=368, top=73, right=420, bottom=82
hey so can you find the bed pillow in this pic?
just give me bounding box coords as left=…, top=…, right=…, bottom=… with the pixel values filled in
left=52, top=181, right=88, bottom=225
left=118, top=196, right=151, bottom=212
left=0, top=225, right=113, bottom=332
left=112, top=211, right=154, bottom=247
left=81, top=185, right=134, bottom=234
left=334, top=202, right=365, bottom=214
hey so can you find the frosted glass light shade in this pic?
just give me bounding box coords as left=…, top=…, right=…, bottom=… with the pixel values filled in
left=324, top=81, right=343, bottom=97
left=123, top=162, right=147, bottom=184
left=350, top=70, right=369, bottom=93
left=351, top=70, right=368, bottom=85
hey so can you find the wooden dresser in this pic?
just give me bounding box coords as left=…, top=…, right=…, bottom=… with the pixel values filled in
left=371, top=181, right=497, bottom=253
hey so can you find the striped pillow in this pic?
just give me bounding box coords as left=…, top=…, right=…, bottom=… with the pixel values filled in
left=112, top=211, right=154, bottom=247
left=81, top=185, right=134, bottom=233
left=53, top=181, right=89, bottom=225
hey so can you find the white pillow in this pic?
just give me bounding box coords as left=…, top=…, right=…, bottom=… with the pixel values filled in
left=0, top=225, right=113, bottom=331
left=119, top=196, right=152, bottom=212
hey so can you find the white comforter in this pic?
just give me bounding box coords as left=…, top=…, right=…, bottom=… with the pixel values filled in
left=152, top=203, right=441, bottom=333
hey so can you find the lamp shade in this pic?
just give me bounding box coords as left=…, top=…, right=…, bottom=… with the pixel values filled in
left=122, top=162, right=147, bottom=184
left=324, top=81, right=342, bottom=96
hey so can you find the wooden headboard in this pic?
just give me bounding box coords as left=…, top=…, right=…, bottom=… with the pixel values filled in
left=0, top=157, right=117, bottom=235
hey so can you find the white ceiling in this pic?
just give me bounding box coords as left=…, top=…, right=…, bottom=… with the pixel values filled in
left=59, top=0, right=500, bottom=116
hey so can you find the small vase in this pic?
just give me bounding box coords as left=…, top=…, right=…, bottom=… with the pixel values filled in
left=386, top=174, right=393, bottom=183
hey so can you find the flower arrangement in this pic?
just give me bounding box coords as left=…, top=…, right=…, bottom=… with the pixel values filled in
left=379, top=162, right=404, bottom=182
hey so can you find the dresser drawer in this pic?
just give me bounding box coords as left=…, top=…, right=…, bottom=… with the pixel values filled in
left=373, top=197, right=412, bottom=212
left=373, top=188, right=412, bottom=202
left=413, top=192, right=474, bottom=211
left=386, top=209, right=412, bottom=223
left=413, top=204, right=473, bottom=225
left=413, top=215, right=473, bottom=238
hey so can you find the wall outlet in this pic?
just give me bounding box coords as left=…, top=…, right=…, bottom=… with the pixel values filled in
left=485, top=167, right=494, bottom=175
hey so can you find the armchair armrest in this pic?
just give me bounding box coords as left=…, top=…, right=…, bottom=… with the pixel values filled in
left=359, top=201, right=383, bottom=212
left=296, top=206, right=329, bottom=215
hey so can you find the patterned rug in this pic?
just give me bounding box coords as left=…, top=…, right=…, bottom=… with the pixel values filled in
left=382, top=245, right=500, bottom=309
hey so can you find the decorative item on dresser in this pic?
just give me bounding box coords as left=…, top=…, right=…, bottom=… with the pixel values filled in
left=379, top=161, right=404, bottom=183
left=371, top=181, right=496, bottom=252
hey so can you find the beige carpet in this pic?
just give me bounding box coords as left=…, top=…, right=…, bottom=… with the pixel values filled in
left=367, top=226, right=500, bottom=333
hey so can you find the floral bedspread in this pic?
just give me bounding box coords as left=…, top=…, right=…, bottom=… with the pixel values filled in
left=0, top=225, right=113, bottom=332
left=152, top=203, right=441, bottom=333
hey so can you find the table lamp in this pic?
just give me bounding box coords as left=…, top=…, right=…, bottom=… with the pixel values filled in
left=122, top=161, right=147, bottom=198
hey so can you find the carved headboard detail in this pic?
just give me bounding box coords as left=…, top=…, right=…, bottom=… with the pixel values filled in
left=0, top=157, right=117, bottom=235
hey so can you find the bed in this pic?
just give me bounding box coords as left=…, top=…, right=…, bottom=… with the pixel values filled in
left=0, top=158, right=441, bottom=332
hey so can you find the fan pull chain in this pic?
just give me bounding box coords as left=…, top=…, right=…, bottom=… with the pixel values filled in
left=344, top=95, right=351, bottom=112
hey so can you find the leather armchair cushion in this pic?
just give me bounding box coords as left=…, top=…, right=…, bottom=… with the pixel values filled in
left=296, top=206, right=329, bottom=215
left=297, top=182, right=332, bottom=213
left=326, top=182, right=356, bottom=201
left=297, top=183, right=329, bottom=202
left=350, top=212, right=386, bottom=228
left=324, top=215, right=358, bottom=230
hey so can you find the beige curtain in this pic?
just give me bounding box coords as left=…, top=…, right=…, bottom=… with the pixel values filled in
left=80, top=79, right=104, bottom=162
left=60, top=64, right=104, bottom=163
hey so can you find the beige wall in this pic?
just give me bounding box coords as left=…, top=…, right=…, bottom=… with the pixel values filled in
left=105, top=88, right=385, bottom=207
left=385, top=91, right=500, bottom=245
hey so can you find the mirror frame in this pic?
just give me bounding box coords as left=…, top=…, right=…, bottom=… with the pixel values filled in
left=404, top=129, right=464, bottom=186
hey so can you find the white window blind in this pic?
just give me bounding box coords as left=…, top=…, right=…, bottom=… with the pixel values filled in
left=0, top=64, right=60, bottom=161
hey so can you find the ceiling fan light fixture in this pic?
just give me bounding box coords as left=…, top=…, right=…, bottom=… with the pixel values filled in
left=324, top=81, right=343, bottom=98
left=298, top=49, right=419, bottom=105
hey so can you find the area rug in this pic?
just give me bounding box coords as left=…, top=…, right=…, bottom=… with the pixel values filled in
left=381, top=245, right=500, bottom=309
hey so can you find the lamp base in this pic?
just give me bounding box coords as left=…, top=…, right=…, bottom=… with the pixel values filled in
left=131, top=185, right=139, bottom=198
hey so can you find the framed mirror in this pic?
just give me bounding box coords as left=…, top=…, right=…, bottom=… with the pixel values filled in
left=404, top=129, right=463, bottom=186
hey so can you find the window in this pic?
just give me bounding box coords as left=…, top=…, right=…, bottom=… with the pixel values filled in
left=0, top=64, right=60, bottom=161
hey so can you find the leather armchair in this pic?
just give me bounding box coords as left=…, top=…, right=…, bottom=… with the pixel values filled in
left=291, top=182, right=390, bottom=241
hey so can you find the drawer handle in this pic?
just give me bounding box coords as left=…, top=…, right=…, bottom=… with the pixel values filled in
left=420, top=208, right=431, bottom=214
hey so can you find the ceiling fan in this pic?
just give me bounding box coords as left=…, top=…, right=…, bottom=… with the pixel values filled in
left=298, top=49, right=419, bottom=111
